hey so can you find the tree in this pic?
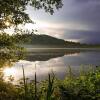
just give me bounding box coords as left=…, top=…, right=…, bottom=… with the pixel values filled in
left=0, top=0, right=63, bottom=29
left=0, top=0, right=63, bottom=67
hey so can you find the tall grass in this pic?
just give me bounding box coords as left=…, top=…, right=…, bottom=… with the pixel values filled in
left=22, top=64, right=38, bottom=100
left=22, top=65, right=28, bottom=99
left=46, top=73, right=55, bottom=100
left=0, top=65, right=100, bottom=100
left=34, top=64, right=37, bottom=100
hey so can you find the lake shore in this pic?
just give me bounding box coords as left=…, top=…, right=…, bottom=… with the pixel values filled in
left=26, top=47, right=100, bottom=52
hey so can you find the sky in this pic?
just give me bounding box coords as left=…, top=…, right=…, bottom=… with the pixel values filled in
left=25, top=0, right=100, bottom=44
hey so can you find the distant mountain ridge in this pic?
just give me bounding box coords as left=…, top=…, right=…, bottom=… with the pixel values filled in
left=17, top=33, right=100, bottom=48
left=27, top=34, right=66, bottom=46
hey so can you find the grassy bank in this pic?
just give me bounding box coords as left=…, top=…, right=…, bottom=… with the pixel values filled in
left=0, top=66, right=100, bottom=100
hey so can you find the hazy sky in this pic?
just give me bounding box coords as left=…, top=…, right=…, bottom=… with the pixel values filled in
left=25, top=0, right=100, bottom=44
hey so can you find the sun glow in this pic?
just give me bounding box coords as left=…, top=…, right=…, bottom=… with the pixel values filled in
left=4, top=21, right=10, bottom=26
left=3, top=67, right=16, bottom=76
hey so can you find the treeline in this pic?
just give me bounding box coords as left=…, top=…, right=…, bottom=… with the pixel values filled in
left=17, top=33, right=67, bottom=47
left=16, top=33, right=100, bottom=48
left=0, top=33, right=100, bottom=48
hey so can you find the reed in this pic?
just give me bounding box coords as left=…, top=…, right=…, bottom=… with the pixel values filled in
left=34, top=64, right=37, bottom=100
left=1, top=65, right=99, bottom=100
left=22, top=65, right=28, bottom=99
left=46, top=73, right=55, bottom=100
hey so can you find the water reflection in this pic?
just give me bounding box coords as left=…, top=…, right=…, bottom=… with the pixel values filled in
left=4, top=67, right=16, bottom=76
left=3, top=60, right=67, bottom=83
left=1, top=49, right=100, bottom=83
left=0, top=48, right=25, bottom=82
left=25, top=49, right=80, bottom=61
left=0, top=50, right=25, bottom=68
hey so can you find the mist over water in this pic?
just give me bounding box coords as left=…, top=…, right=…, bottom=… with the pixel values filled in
left=2, top=48, right=100, bottom=83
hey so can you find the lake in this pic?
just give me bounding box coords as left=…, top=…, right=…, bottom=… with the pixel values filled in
left=3, top=48, right=100, bottom=83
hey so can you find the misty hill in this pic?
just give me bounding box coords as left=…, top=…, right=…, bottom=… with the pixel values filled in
left=17, top=34, right=100, bottom=48
left=27, top=34, right=66, bottom=46
left=18, top=34, right=72, bottom=47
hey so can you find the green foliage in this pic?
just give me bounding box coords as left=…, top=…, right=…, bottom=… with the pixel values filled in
left=0, top=80, right=19, bottom=100
left=0, top=51, right=24, bottom=68
left=46, top=74, right=55, bottom=100
left=59, top=68, right=100, bottom=100
left=0, top=33, right=15, bottom=47
left=0, top=65, right=100, bottom=100
left=0, top=33, right=26, bottom=67
left=0, top=0, right=63, bottom=29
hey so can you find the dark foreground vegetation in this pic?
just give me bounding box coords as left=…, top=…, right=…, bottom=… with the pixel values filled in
left=0, top=66, right=100, bottom=100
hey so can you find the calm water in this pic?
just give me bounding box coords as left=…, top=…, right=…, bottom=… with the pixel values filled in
left=3, top=49, right=100, bottom=83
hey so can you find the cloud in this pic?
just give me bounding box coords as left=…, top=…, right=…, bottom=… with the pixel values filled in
left=70, top=0, right=100, bottom=31
left=62, top=30, right=100, bottom=44
left=25, top=0, right=100, bottom=43
left=39, top=27, right=100, bottom=44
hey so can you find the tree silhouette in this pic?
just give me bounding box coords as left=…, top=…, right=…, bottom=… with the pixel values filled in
left=0, top=0, right=63, bottom=29
left=0, top=0, right=63, bottom=67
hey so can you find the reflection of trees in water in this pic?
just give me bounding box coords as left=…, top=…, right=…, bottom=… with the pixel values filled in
left=26, top=52, right=64, bottom=61
left=25, top=50, right=80, bottom=61
left=0, top=49, right=25, bottom=68
left=0, top=33, right=26, bottom=68
left=0, top=48, right=81, bottom=68
left=0, top=49, right=25, bottom=81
